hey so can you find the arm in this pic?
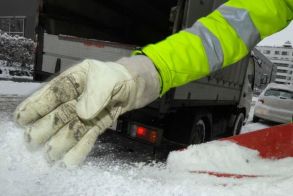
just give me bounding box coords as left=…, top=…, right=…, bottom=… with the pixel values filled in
left=140, top=0, right=293, bottom=94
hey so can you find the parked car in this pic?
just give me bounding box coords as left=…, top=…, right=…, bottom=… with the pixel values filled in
left=253, top=83, right=293, bottom=123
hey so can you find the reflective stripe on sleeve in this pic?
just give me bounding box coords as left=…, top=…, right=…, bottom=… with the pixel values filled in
left=185, top=22, right=223, bottom=72
left=225, top=0, right=293, bottom=39
left=218, top=5, right=261, bottom=50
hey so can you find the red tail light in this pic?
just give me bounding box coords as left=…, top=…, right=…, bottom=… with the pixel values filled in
left=136, top=126, right=147, bottom=137
left=129, top=124, right=161, bottom=144
left=149, top=131, right=158, bottom=143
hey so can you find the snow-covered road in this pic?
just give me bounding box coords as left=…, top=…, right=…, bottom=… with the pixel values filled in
left=1, top=81, right=293, bottom=196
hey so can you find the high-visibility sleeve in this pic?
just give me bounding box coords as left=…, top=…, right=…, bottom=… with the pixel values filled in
left=141, top=0, right=293, bottom=95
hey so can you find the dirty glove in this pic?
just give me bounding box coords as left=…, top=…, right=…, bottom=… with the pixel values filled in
left=14, top=55, right=161, bottom=166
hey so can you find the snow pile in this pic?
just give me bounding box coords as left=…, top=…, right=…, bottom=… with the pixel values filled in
left=241, top=123, right=269, bottom=133
left=0, top=81, right=41, bottom=95
left=167, top=141, right=293, bottom=176
left=0, top=61, right=33, bottom=80
left=1, top=114, right=293, bottom=195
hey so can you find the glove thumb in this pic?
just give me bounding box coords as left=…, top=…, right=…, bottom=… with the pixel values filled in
left=76, top=60, right=132, bottom=120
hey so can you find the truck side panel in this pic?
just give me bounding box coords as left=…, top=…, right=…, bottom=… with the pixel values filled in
left=42, top=33, right=134, bottom=73
left=173, top=59, right=248, bottom=103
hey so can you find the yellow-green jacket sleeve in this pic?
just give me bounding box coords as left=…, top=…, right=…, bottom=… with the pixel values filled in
left=141, top=0, right=293, bottom=95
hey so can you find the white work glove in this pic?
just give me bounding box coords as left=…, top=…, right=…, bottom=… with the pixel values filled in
left=14, top=55, right=161, bottom=167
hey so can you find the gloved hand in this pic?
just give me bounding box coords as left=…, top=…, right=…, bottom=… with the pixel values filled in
left=14, top=55, right=161, bottom=167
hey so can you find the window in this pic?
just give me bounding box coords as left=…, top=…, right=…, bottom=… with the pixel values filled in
left=276, top=75, right=286, bottom=79
left=277, top=69, right=288, bottom=73
left=0, top=16, right=25, bottom=37
left=264, top=50, right=271, bottom=54
left=276, top=81, right=285, bottom=84
left=275, top=63, right=289, bottom=68
left=282, top=51, right=288, bottom=55
left=265, top=89, right=281, bottom=97
left=265, top=88, right=293, bottom=99
left=275, top=51, right=280, bottom=55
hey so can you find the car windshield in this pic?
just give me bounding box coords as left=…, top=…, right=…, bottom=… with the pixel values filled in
left=264, top=88, right=293, bottom=99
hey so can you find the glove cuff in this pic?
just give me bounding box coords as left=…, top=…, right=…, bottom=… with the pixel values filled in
left=116, top=55, right=161, bottom=109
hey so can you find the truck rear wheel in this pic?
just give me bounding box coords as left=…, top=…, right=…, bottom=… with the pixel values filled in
left=252, top=115, right=259, bottom=122
left=189, top=119, right=206, bottom=145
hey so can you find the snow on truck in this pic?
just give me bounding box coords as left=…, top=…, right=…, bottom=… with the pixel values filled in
left=34, top=0, right=255, bottom=150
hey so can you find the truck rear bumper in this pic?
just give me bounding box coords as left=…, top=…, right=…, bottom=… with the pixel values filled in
left=94, top=129, right=170, bottom=162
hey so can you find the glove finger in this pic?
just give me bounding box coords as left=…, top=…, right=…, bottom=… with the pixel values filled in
left=44, top=118, right=88, bottom=163
left=15, top=64, right=86, bottom=126
left=61, top=126, right=104, bottom=167
left=24, top=100, right=77, bottom=150
left=61, top=108, right=116, bottom=167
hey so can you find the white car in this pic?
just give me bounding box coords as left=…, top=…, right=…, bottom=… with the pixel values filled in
left=253, top=83, right=293, bottom=123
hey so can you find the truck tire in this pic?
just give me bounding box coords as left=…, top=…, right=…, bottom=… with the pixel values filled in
left=252, top=115, right=259, bottom=122
left=189, top=119, right=206, bottom=144
left=232, top=112, right=245, bottom=136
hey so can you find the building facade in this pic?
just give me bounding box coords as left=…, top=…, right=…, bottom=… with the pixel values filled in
left=0, top=0, right=37, bottom=39
left=256, top=42, right=293, bottom=86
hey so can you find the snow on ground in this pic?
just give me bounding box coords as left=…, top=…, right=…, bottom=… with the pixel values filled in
left=0, top=60, right=34, bottom=80
left=0, top=80, right=41, bottom=95
left=0, top=66, right=33, bottom=80
left=1, top=81, right=293, bottom=196
left=168, top=141, right=293, bottom=176
left=241, top=123, right=269, bottom=134
left=1, top=113, right=293, bottom=196
left=241, top=96, right=270, bottom=134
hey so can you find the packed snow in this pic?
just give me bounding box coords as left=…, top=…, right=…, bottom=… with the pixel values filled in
left=0, top=80, right=41, bottom=95
left=1, top=81, right=293, bottom=196
left=0, top=63, right=33, bottom=80
left=168, top=141, right=293, bottom=176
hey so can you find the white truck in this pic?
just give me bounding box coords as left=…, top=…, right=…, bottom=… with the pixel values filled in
left=34, top=0, right=255, bottom=148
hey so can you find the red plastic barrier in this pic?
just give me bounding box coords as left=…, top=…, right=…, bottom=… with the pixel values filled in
left=189, top=124, right=293, bottom=178
left=190, top=170, right=263, bottom=179
left=222, top=123, right=293, bottom=159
